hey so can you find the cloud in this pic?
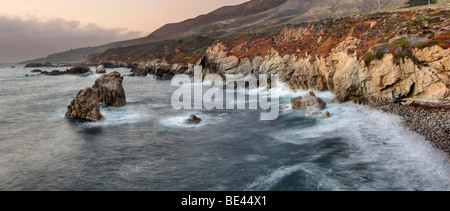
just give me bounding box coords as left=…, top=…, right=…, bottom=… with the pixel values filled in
left=0, top=15, right=144, bottom=63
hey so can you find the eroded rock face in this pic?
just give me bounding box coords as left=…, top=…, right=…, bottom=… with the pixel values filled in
left=65, top=88, right=103, bottom=122
left=92, top=71, right=126, bottom=107
left=200, top=41, right=449, bottom=104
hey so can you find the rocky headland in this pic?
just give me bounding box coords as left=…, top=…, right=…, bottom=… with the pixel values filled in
left=78, top=7, right=449, bottom=152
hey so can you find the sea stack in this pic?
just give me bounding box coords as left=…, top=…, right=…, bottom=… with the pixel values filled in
left=65, top=88, right=104, bottom=122
left=65, top=71, right=126, bottom=121
left=92, top=71, right=126, bottom=107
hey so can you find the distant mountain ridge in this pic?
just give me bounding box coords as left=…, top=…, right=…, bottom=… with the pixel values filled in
left=27, top=0, right=411, bottom=63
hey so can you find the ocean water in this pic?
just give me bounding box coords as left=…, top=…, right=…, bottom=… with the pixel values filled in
left=0, top=65, right=448, bottom=191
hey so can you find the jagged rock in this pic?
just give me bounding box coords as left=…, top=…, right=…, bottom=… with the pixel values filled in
left=154, top=65, right=174, bottom=79
left=291, top=91, right=327, bottom=109
left=65, top=88, right=103, bottom=122
left=322, top=111, right=331, bottom=118
left=290, top=96, right=303, bottom=110
left=92, top=71, right=126, bottom=107
left=96, top=65, right=106, bottom=74
left=301, top=91, right=327, bottom=109
left=185, top=115, right=202, bottom=124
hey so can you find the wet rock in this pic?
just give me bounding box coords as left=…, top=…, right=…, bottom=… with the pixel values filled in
left=96, top=65, right=106, bottom=74
left=322, top=111, right=331, bottom=118
left=92, top=71, right=126, bottom=107
left=65, top=87, right=103, bottom=122
left=31, top=69, right=42, bottom=73
left=154, top=65, right=175, bottom=80
left=290, top=96, right=303, bottom=110
left=185, top=115, right=202, bottom=124
left=301, top=91, right=327, bottom=109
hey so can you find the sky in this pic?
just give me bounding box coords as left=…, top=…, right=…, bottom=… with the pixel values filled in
left=0, top=0, right=249, bottom=63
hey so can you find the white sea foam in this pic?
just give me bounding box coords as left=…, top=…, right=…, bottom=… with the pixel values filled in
left=86, top=105, right=152, bottom=127
left=265, top=94, right=450, bottom=190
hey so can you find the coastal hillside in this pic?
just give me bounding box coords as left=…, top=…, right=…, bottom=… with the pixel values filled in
left=94, top=6, right=449, bottom=105
left=28, top=0, right=415, bottom=63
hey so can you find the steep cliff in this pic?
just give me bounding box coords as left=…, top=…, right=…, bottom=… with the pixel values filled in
left=197, top=8, right=450, bottom=103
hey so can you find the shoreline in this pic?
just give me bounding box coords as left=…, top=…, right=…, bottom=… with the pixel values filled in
left=373, top=99, right=450, bottom=156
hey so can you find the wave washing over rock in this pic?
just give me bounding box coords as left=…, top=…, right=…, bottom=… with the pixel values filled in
left=0, top=66, right=448, bottom=190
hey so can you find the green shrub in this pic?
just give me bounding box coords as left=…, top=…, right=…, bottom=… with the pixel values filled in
left=375, top=51, right=384, bottom=60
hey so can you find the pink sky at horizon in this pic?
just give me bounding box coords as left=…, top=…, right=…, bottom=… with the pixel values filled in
left=0, top=0, right=250, bottom=62
left=0, top=0, right=249, bottom=35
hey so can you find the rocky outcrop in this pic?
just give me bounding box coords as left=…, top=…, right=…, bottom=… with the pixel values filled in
left=66, top=71, right=126, bottom=121
left=291, top=91, right=327, bottom=109
left=41, top=63, right=92, bottom=76
left=290, top=96, right=303, bottom=110
left=129, top=60, right=187, bottom=79
left=302, top=91, right=327, bottom=109
left=200, top=40, right=449, bottom=105
left=65, top=88, right=103, bottom=122
left=92, top=71, right=126, bottom=107
left=96, top=65, right=106, bottom=74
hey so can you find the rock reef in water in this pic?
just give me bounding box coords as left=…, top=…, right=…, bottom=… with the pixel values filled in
left=291, top=91, right=327, bottom=109
left=41, top=63, right=92, bottom=76
left=65, top=71, right=126, bottom=122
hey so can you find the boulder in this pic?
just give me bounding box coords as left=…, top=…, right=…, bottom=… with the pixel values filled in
left=290, top=96, right=303, bottom=110
left=96, top=65, right=106, bottom=74
left=67, top=63, right=91, bottom=74
left=65, top=88, right=103, bottom=122
left=291, top=91, right=327, bottom=110
left=154, top=65, right=174, bottom=80
left=92, top=71, right=126, bottom=107
left=185, top=115, right=202, bottom=124
left=322, top=111, right=331, bottom=118
left=31, top=69, right=42, bottom=73
left=301, top=91, right=327, bottom=109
